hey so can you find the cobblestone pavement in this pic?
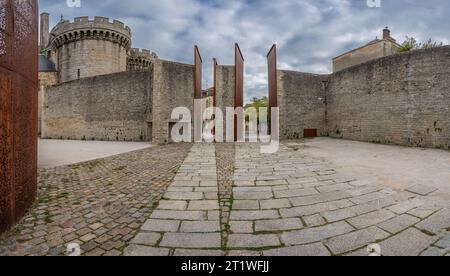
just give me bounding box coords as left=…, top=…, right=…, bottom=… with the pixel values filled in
left=2, top=141, right=449, bottom=256
left=0, top=143, right=192, bottom=256
left=128, top=142, right=450, bottom=256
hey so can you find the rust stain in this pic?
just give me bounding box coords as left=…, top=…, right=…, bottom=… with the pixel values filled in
left=0, top=0, right=38, bottom=233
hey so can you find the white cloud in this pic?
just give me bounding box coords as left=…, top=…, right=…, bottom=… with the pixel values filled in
left=40, top=0, right=450, bottom=102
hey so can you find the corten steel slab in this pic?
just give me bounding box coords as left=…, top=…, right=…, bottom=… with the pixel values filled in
left=267, top=44, right=278, bottom=131
left=194, top=45, right=202, bottom=99
left=0, top=0, right=38, bottom=233
left=267, top=44, right=278, bottom=107
left=213, top=58, right=218, bottom=108
left=234, top=43, right=244, bottom=141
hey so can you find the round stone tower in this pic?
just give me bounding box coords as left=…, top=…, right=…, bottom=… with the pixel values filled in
left=49, top=16, right=131, bottom=82
left=127, top=48, right=158, bottom=71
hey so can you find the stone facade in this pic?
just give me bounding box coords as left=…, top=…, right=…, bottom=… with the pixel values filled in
left=327, top=46, right=450, bottom=149
left=214, top=65, right=235, bottom=140
left=38, top=72, right=58, bottom=135
left=42, top=71, right=152, bottom=141
left=279, top=46, right=450, bottom=149
left=152, top=60, right=195, bottom=144
left=333, top=28, right=400, bottom=72
left=278, top=70, right=328, bottom=139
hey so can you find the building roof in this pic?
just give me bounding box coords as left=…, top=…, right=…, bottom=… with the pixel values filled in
left=39, top=55, right=57, bottom=72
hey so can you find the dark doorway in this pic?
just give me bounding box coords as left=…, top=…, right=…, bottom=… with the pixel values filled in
left=304, top=129, right=318, bottom=138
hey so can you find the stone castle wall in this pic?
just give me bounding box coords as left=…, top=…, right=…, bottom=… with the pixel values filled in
left=327, top=46, right=450, bottom=149
left=49, top=16, right=131, bottom=82
left=152, top=59, right=195, bottom=144
left=42, top=71, right=152, bottom=141
left=38, top=72, right=58, bottom=135
left=215, top=65, right=235, bottom=140
left=279, top=46, right=450, bottom=149
left=278, top=70, right=328, bottom=139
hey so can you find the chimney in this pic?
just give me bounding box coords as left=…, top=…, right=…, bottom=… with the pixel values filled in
left=40, top=13, right=50, bottom=51
left=383, top=27, right=391, bottom=40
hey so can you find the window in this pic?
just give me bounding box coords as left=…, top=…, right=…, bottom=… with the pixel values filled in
left=77, top=69, right=81, bottom=79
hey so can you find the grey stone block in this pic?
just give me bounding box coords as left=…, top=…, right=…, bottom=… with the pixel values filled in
left=325, top=226, right=390, bottom=255
left=281, top=221, right=354, bottom=245
left=160, top=233, right=221, bottom=248
left=124, top=245, right=169, bottom=256
left=406, top=185, right=438, bottom=196
left=260, top=199, right=291, bottom=209
left=263, top=243, right=331, bottom=256
left=187, top=200, right=219, bottom=210
left=141, top=219, right=180, bottom=232
left=180, top=221, right=220, bottom=233
left=130, top=232, right=161, bottom=246
left=255, top=218, right=303, bottom=232
left=378, top=214, right=420, bottom=234
left=347, top=209, right=396, bottom=229
left=150, top=210, right=207, bottom=221
left=379, top=228, right=438, bottom=256
left=231, top=210, right=279, bottom=220
left=415, top=209, right=450, bottom=235
left=228, top=234, right=281, bottom=248
left=233, top=200, right=260, bottom=210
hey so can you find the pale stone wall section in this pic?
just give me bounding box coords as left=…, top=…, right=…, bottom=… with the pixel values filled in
left=42, top=71, right=151, bottom=142
left=278, top=70, right=328, bottom=139
left=152, top=59, right=195, bottom=144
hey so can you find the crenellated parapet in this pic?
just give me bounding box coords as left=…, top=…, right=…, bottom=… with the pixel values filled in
left=127, top=48, right=158, bottom=71
left=49, top=16, right=132, bottom=50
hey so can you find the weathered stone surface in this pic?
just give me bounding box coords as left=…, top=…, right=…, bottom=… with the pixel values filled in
left=180, top=221, right=220, bottom=233
left=141, top=219, right=180, bottom=232
left=415, top=209, right=450, bottom=235
left=260, top=199, right=291, bottom=210
left=233, top=200, right=260, bottom=210
left=231, top=210, right=279, bottom=220
left=158, top=200, right=188, bottom=210
left=387, top=198, right=424, bottom=214
left=124, top=245, right=169, bottom=256
left=228, top=234, right=281, bottom=248
left=160, top=233, right=221, bottom=248
left=263, top=243, right=331, bottom=256
left=280, top=200, right=353, bottom=218
left=274, top=188, right=318, bottom=199
left=303, top=214, right=326, bottom=227
left=164, top=192, right=204, bottom=200
left=406, top=185, right=438, bottom=196
left=290, top=191, right=351, bottom=207
left=435, top=233, right=450, bottom=249
left=130, top=233, right=161, bottom=246
left=173, top=249, right=224, bottom=256
left=234, top=191, right=274, bottom=200
left=150, top=210, right=207, bottom=221
left=281, top=221, right=354, bottom=245
left=347, top=209, right=396, bottom=229
left=379, top=228, right=438, bottom=256
left=255, top=218, right=303, bottom=232
left=230, top=221, right=254, bottom=234
left=420, top=247, right=446, bottom=256
left=378, top=214, right=420, bottom=234
left=325, top=226, right=390, bottom=255
left=188, top=200, right=220, bottom=211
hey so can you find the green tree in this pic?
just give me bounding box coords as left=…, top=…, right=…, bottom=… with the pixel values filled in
left=244, top=96, right=269, bottom=122
left=398, top=36, right=443, bottom=53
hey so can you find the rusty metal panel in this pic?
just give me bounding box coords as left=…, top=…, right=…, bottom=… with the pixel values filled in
left=194, top=45, right=202, bottom=99
left=213, top=58, right=218, bottom=108
left=267, top=44, right=277, bottom=133
left=234, top=43, right=244, bottom=141
left=267, top=44, right=277, bottom=109
left=0, top=0, right=38, bottom=233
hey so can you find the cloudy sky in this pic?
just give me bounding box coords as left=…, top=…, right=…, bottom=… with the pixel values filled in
left=40, top=0, right=450, bottom=102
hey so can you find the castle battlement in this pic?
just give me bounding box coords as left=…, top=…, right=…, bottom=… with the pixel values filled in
left=129, top=48, right=158, bottom=59
left=50, top=16, right=132, bottom=50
